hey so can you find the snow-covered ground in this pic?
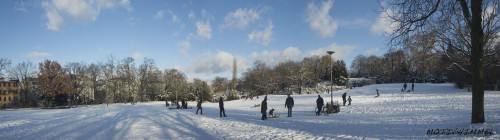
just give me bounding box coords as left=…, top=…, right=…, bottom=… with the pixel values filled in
left=1, top=83, right=499, bottom=139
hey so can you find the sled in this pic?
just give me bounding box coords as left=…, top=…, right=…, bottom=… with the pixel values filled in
left=251, top=104, right=261, bottom=108
left=168, top=107, right=193, bottom=109
left=269, top=114, right=280, bottom=118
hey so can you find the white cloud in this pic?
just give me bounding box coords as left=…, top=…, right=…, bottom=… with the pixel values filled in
left=338, top=18, right=371, bottom=29
left=370, top=9, right=397, bottom=36
left=42, top=0, right=132, bottom=31
left=189, top=51, right=235, bottom=74
left=283, top=47, right=301, bottom=60
left=221, top=8, right=261, bottom=30
left=196, top=21, right=212, bottom=40
left=250, top=46, right=302, bottom=66
left=171, top=13, right=179, bottom=23
left=132, top=52, right=144, bottom=61
left=179, top=40, right=191, bottom=56
left=26, top=51, right=52, bottom=62
left=248, top=21, right=273, bottom=46
left=188, top=11, right=195, bottom=20
left=45, top=8, right=63, bottom=31
left=307, top=43, right=357, bottom=60
left=305, top=0, right=338, bottom=38
left=154, top=10, right=164, bottom=20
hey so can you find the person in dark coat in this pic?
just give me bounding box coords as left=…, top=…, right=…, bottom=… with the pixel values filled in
left=181, top=99, right=186, bottom=109
left=347, top=96, right=352, bottom=105
left=403, top=83, right=407, bottom=91
left=316, top=95, right=324, bottom=116
left=412, top=82, right=415, bottom=92
left=342, top=92, right=347, bottom=106
left=196, top=99, right=203, bottom=115
left=261, top=96, right=268, bottom=120
left=219, top=97, right=227, bottom=117
left=285, top=94, right=294, bottom=117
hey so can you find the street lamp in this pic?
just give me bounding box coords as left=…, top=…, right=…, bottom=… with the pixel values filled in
left=326, top=50, right=335, bottom=104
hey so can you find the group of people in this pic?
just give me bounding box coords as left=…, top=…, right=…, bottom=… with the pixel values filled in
left=195, top=97, right=227, bottom=117
left=342, top=92, right=352, bottom=106
left=260, top=94, right=295, bottom=120
left=402, top=82, right=415, bottom=92
left=194, top=92, right=354, bottom=119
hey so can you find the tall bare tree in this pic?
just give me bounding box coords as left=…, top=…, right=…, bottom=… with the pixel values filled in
left=117, top=57, right=137, bottom=104
left=138, top=58, right=160, bottom=102
left=0, top=57, right=11, bottom=76
left=384, top=0, right=500, bottom=123
left=65, top=62, right=87, bottom=105
left=87, top=63, right=102, bottom=104
left=8, top=61, right=37, bottom=107
left=101, top=55, right=117, bottom=105
left=163, top=69, right=188, bottom=102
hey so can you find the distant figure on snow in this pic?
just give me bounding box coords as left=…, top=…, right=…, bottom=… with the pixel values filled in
left=181, top=99, right=187, bottom=109
left=376, top=88, right=380, bottom=97
left=342, top=92, right=347, bottom=106
left=285, top=94, right=294, bottom=117
left=196, top=99, right=203, bottom=115
left=412, top=82, right=415, bottom=92
left=347, top=96, right=352, bottom=105
left=261, top=96, right=268, bottom=120
left=219, top=97, right=227, bottom=117
left=316, top=95, right=324, bottom=116
left=403, top=83, right=407, bottom=91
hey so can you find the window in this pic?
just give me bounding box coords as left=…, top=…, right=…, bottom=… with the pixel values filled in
left=9, top=97, right=11, bottom=101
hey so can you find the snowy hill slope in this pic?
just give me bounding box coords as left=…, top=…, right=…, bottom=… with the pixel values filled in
left=0, top=83, right=499, bottom=139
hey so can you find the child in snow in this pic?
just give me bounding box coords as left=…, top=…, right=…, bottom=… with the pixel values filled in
left=269, top=109, right=279, bottom=118
left=347, top=96, right=352, bottom=105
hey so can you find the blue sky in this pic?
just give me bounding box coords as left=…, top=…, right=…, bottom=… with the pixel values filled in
left=0, top=0, right=393, bottom=81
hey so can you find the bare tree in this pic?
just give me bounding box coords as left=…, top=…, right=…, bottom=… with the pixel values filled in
left=384, top=0, right=500, bottom=123
left=211, top=76, right=229, bottom=94
left=117, top=57, right=137, bottom=104
left=101, top=55, right=117, bottom=105
left=65, top=62, right=87, bottom=105
left=8, top=61, right=37, bottom=107
left=192, top=78, right=211, bottom=101
left=86, top=63, right=102, bottom=104
left=0, top=57, right=11, bottom=76
left=138, top=58, right=161, bottom=102
left=163, top=69, right=188, bottom=102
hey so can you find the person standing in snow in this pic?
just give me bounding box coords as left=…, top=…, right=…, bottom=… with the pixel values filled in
left=412, top=82, right=415, bottom=92
left=376, top=88, right=380, bottom=97
left=219, top=97, right=227, bottom=117
left=181, top=99, right=186, bottom=109
left=316, top=95, right=324, bottom=116
left=285, top=94, right=294, bottom=117
left=347, top=96, right=352, bottom=105
left=196, top=99, right=203, bottom=115
left=403, top=83, right=407, bottom=91
left=342, top=92, right=347, bottom=106
left=261, top=96, right=268, bottom=120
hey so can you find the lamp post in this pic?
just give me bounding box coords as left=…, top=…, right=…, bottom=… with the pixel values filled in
left=326, top=50, right=335, bottom=104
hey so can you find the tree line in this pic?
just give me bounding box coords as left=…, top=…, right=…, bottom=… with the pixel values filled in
left=0, top=54, right=348, bottom=107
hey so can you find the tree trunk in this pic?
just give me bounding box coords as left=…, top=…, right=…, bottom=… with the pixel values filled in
left=470, top=0, right=485, bottom=124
